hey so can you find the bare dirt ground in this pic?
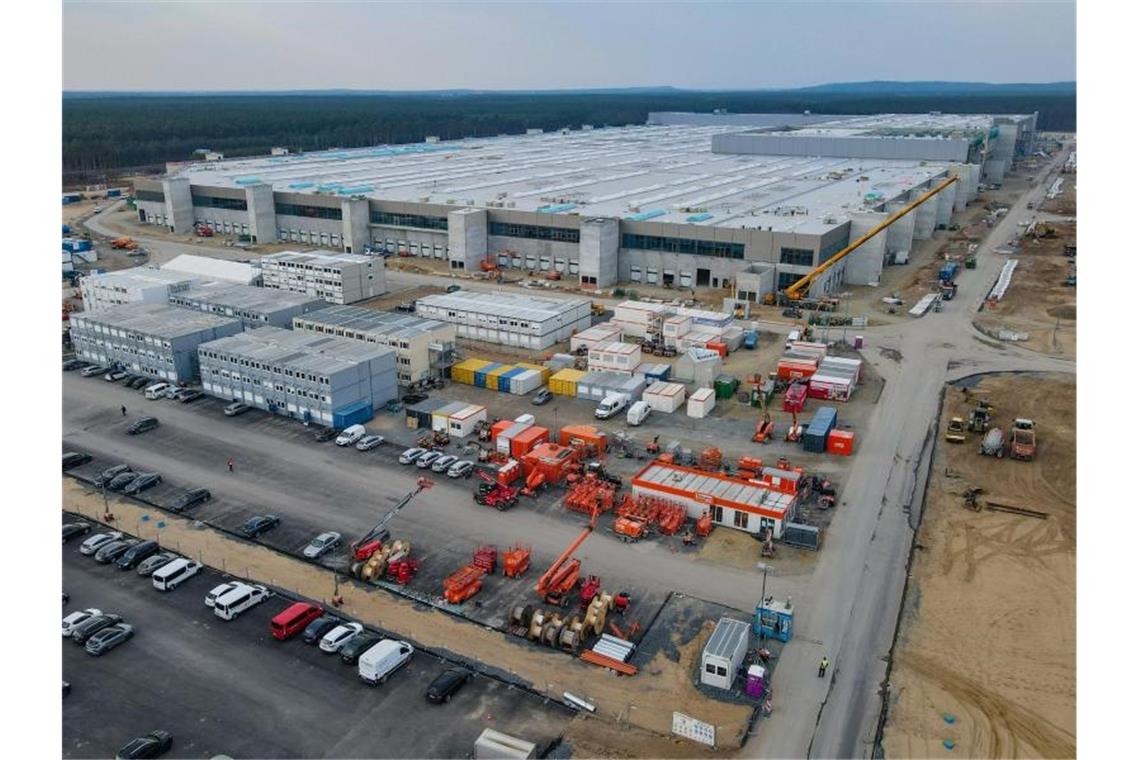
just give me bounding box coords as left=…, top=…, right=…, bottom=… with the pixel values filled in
left=93, top=204, right=298, bottom=256
left=974, top=222, right=1076, bottom=360
left=63, top=479, right=753, bottom=749
left=882, top=373, right=1075, bottom=758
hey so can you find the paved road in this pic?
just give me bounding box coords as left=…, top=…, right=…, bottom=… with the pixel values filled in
left=62, top=531, right=571, bottom=759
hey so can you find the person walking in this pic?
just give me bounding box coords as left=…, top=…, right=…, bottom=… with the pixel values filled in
left=120, top=405, right=127, bottom=417
left=227, top=457, right=234, bottom=473
left=818, top=656, right=829, bottom=678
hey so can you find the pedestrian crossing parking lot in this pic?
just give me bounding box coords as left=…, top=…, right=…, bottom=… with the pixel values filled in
left=62, top=527, right=572, bottom=759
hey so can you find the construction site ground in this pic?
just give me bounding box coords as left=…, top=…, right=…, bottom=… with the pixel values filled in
left=881, top=372, right=1076, bottom=758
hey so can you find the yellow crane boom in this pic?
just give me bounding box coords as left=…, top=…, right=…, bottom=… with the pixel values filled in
left=783, top=175, right=960, bottom=301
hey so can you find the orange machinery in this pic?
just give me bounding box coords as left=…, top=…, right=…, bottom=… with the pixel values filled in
left=503, top=543, right=531, bottom=578
left=535, top=508, right=598, bottom=607
left=521, top=442, right=584, bottom=495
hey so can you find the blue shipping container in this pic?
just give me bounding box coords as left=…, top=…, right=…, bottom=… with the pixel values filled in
left=498, top=367, right=526, bottom=392
left=474, top=363, right=502, bottom=389
left=802, top=407, right=838, bottom=452
left=106, top=189, right=122, bottom=197
left=332, top=400, right=374, bottom=429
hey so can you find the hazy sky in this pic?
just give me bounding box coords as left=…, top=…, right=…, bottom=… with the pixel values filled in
left=62, top=1, right=1076, bottom=91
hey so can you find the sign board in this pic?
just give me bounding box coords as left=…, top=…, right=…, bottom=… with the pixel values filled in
left=672, top=712, right=715, bottom=747
left=694, top=492, right=714, bottom=506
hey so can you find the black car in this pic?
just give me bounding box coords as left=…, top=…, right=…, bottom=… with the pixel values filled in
left=339, top=632, right=382, bottom=664
left=240, top=514, right=280, bottom=538
left=312, top=426, right=339, bottom=442
left=116, top=540, right=159, bottom=570
left=124, top=473, right=162, bottom=495
left=62, top=358, right=85, bottom=371
left=63, top=452, right=92, bottom=471
left=129, top=376, right=152, bottom=390
left=127, top=417, right=160, bottom=435
left=178, top=390, right=204, bottom=403
left=401, top=392, right=428, bottom=405
left=71, top=613, right=123, bottom=645
left=116, top=730, right=173, bottom=759
left=63, top=522, right=91, bottom=543
left=107, top=472, right=139, bottom=492
left=94, top=464, right=132, bottom=488
left=425, top=668, right=473, bottom=704
left=95, top=540, right=139, bottom=564
left=169, top=487, right=211, bottom=512
left=302, top=615, right=341, bottom=645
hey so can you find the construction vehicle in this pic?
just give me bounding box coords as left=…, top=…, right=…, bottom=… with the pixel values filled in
left=753, top=412, right=775, bottom=444
left=579, top=575, right=603, bottom=609
left=590, top=302, right=606, bottom=317
left=350, top=477, right=433, bottom=563
left=945, top=417, right=967, bottom=443
left=535, top=507, right=599, bottom=607
left=111, top=237, right=138, bottom=250
left=1008, top=419, right=1037, bottom=461
left=979, top=427, right=1006, bottom=458
left=783, top=176, right=958, bottom=302
left=612, top=516, right=647, bottom=543
left=474, top=470, right=519, bottom=511
left=503, top=543, right=532, bottom=578
left=442, top=564, right=485, bottom=604
left=939, top=281, right=958, bottom=301
left=968, top=401, right=993, bottom=433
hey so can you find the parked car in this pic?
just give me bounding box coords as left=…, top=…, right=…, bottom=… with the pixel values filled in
left=62, top=608, right=102, bottom=637
left=94, top=464, right=132, bottom=488
left=120, top=374, right=141, bottom=387
left=531, top=388, right=553, bottom=405
left=319, top=622, right=364, bottom=653
left=312, top=426, right=339, bottom=442
left=62, top=358, right=85, bottom=371
left=144, top=383, right=170, bottom=400
left=401, top=392, right=428, bottom=405
left=104, top=370, right=129, bottom=382
left=116, top=540, right=160, bottom=570
left=63, top=522, right=91, bottom=543
left=339, top=632, right=383, bottom=665
left=355, top=434, right=385, bottom=451
left=168, top=487, right=211, bottom=512
left=86, top=622, right=134, bottom=656
left=399, top=447, right=428, bottom=465
left=416, top=451, right=442, bottom=469
left=107, top=472, right=139, bottom=492
left=445, top=284, right=463, bottom=293
left=302, top=615, right=342, bottom=645
left=335, top=424, right=367, bottom=446
left=240, top=514, right=280, bottom=538
left=446, top=460, right=475, bottom=479
left=62, top=451, right=92, bottom=471
left=163, top=385, right=184, bottom=400
left=95, top=539, right=139, bottom=564
left=177, top=390, right=204, bottom=403
left=358, top=639, right=414, bottom=685
left=303, top=531, right=342, bottom=559
left=425, top=667, right=473, bottom=704
left=116, top=730, right=173, bottom=759
left=129, top=376, right=152, bottom=390
left=431, top=454, right=459, bottom=473
left=204, top=582, right=242, bottom=608
left=80, top=364, right=107, bottom=378
left=126, top=417, right=160, bottom=435
left=136, top=552, right=178, bottom=577
left=223, top=401, right=250, bottom=417
left=124, top=472, right=162, bottom=495
left=71, top=613, right=123, bottom=645
left=80, top=531, right=123, bottom=556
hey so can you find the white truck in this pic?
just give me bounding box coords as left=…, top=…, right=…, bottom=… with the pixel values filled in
left=595, top=393, right=630, bottom=420
left=626, top=400, right=651, bottom=426
left=358, top=639, right=413, bottom=685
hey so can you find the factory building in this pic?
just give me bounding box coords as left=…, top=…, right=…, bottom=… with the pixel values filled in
left=415, top=291, right=592, bottom=350
left=168, top=282, right=327, bottom=329
left=134, top=111, right=1036, bottom=298
left=258, top=250, right=386, bottom=304
left=291, top=305, right=457, bottom=386
left=79, top=268, right=198, bottom=312
left=69, top=303, right=243, bottom=382
left=198, top=326, right=397, bottom=426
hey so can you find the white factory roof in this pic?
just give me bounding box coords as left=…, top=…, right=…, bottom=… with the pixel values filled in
left=174, top=282, right=325, bottom=312
left=418, top=290, right=590, bottom=319
left=201, top=325, right=393, bottom=375
left=71, top=302, right=240, bottom=338
left=170, top=123, right=954, bottom=235
left=84, top=267, right=196, bottom=289
left=261, top=250, right=376, bottom=269
left=162, top=254, right=258, bottom=284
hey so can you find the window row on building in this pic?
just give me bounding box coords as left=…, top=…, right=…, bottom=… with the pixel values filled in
left=489, top=222, right=580, bottom=243
left=135, top=189, right=165, bottom=203
left=202, top=367, right=332, bottom=403
left=779, top=247, right=815, bottom=267
left=621, top=234, right=745, bottom=259
left=199, top=348, right=332, bottom=385
left=192, top=195, right=248, bottom=211
left=276, top=203, right=342, bottom=220
left=370, top=211, right=448, bottom=230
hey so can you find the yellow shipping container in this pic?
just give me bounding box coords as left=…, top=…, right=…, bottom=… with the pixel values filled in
left=485, top=364, right=512, bottom=391
left=550, top=368, right=586, bottom=397
left=517, top=363, right=552, bottom=383
left=450, top=358, right=491, bottom=386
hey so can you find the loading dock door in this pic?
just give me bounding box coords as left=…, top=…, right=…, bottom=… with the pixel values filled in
left=696, top=268, right=711, bottom=287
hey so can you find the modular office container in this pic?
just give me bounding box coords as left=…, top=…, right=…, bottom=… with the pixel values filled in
left=687, top=387, right=716, bottom=418
left=643, top=382, right=686, bottom=413
left=575, top=371, right=646, bottom=402
left=415, top=291, right=592, bottom=350
left=701, top=618, right=750, bottom=690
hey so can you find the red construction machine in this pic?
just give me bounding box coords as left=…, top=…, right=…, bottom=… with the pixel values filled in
left=535, top=507, right=599, bottom=607
left=350, top=477, right=433, bottom=562
left=474, top=470, right=520, bottom=510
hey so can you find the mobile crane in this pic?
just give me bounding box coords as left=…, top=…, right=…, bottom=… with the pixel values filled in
left=350, top=477, right=433, bottom=561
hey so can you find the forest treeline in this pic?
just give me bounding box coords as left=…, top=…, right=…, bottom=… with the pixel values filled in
left=62, top=90, right=1076, bottom=180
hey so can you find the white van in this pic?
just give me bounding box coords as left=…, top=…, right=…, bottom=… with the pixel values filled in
left=358, top=639, right=414, bottom=685
left=213, top=583, right=270, bottom=621
left=336, top=424, right=367, bottom=447
left=785, top=330, right=801, bottom=350
left=594, top=393, right=629, bottom=420
left=151, top=558, right=202, bottom=591
left=626, top=400, right=651, bottom=426
left=145, top=382, right=170, bottom=400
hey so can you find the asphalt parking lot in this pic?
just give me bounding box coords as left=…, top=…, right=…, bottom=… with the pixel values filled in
left=62, top=527, right=573, bottom=759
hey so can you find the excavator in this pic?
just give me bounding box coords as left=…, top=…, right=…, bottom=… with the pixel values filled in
left=782, top=176, right=959, bottom=304
left=536, top=505, right=599, bottom=607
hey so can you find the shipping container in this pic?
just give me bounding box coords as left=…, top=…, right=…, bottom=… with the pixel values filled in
left=549, top=368, right=586, bottom=397
left=544, top=354, right=576, bottom=371
left=332, top=399, right=374, bottom=429
left=516, top=362, right=551, bottom=383
left=484, top=364, right=510, bottom=390
left=706, top=341, right=729, bottom=358
left=687, top=387, right=716, bottom=418
left=450, top=358, right=491, bottom=386
left=106, top=189, right=122, bottom=198
left=776, top=359, right=819, bottom=381
left=498, top=366, right=527, bottom=392
left=643, top=381, right=686, bottom=413
left=432, top=401, right=469, bottom=432
left=511, top=426, right=550, bottom=459
left=509, top=369, right=543, bottom=395
left=783, top=383, right=808, bottom=413
left=802, top=407, right=839, bottom=453
left=808, top=374, right=854, bottom=402
left=448, top=404, right=488, bottom=438
left=496, top=422, right=532, bottom=454
left=827, top=429, right=855, bottom=456
left=638, top=362, right=671, bottom=382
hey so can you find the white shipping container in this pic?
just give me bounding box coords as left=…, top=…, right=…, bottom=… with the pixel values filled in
left=496, top=421, right=532, bottom=454
left=448, top=404, right=487, bottom=438
left=643, top=381, right=686, bottom=413
left=687, top=387, right=716, bottom=418
left=818, top=356, right=862, bottom=383
left=509, top=369, right=543, bottom=395
left=514, top=414, right=536, bottom=426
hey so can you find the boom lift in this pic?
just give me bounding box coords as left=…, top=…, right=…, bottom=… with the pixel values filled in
left=782, top=176, right=959, bottom=302
left=536, top=506, right=599, bottom=607
left=350, top=477, right=433, bottom=561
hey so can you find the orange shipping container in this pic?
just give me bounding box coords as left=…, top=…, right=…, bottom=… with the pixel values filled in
left=827, top=429, right=855, bottom=456
left=491, top=419, right=515, bottom=439
left=559, top=424, right=607, bottom=454
left=706, top=340, right=728, bottom=358
left=777, top=360, right=818, bottom=381
left=510, top=426, right=550, bottom=459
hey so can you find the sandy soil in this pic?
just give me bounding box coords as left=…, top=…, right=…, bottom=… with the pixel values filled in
left=63, top=479, right=753, bottom=749
left=882, top=373, right=1076, bottom=758
left=974, top=223, right=1076, bottom=360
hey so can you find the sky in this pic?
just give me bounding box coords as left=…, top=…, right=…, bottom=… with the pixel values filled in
left=62, top=1, right=1076, bottom=91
